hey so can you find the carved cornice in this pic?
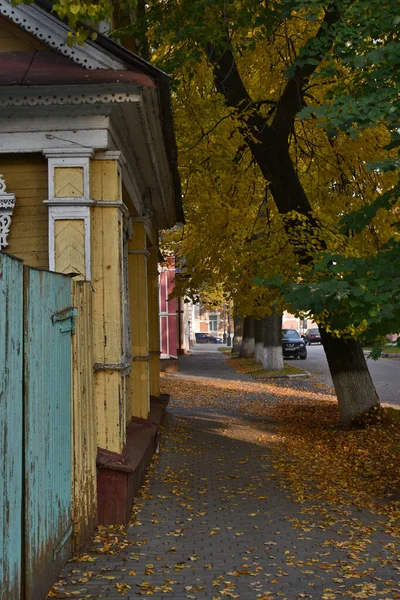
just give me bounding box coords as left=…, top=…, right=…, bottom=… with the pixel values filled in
left=0, top=85, right=141, bottom=109
left=0, top=0, right=125, bottom=70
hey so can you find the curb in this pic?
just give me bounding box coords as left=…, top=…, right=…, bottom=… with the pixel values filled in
left=364, top=351, right=400, bottom=360
left=259, top=371, right=311, bottom=380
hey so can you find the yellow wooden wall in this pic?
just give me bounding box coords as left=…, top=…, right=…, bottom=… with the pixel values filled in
left=72, top=281, right=97, bottom=549
left=127, top=220, right=150, bottom=419
left=1, top=155, right=49, bottom=269
left=90, top=159, right=125, bottom=453
left=0, top=15, right=47, bottom=52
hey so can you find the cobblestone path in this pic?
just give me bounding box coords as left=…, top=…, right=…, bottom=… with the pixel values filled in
left=52, top=349, right=400, bottom=600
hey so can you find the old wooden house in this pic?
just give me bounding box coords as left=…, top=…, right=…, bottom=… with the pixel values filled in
left=0, top=0, right=182, bottom=535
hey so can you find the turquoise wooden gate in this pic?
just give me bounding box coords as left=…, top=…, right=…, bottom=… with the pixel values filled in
left=24, top=266, right=74, bottom=600
left=0, top=253, right=24, bottom=600
left=0, top=254, right=74, bottom=600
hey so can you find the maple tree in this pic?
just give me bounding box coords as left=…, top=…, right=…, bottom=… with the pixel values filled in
left=39, top=0, right=399, bottom=424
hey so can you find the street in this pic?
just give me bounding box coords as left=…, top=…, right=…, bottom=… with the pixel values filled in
left=297, top=343, right=400, bottom=407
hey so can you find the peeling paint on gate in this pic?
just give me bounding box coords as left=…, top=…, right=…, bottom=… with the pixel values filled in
left=23, top=266, right=73, bottom=600
left=0, top=253, right=23, bottom=600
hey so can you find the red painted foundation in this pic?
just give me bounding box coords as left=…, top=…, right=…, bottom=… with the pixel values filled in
left=96, top=395, right=169, bottom=525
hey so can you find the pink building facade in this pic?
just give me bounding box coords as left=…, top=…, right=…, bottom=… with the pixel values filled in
left=159, top=256, right=178, bottom=360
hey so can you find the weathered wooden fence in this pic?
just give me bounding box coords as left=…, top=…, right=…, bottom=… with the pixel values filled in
left=0, top=253, right=97, bottom=600
left=0, top=253, right=23, bottom=600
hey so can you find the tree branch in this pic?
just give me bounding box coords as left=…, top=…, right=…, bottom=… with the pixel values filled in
left=272, top=1, right=343, bottom=140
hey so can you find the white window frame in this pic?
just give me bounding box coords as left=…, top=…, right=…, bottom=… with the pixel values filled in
left=209, top=313, right=218, bottom=333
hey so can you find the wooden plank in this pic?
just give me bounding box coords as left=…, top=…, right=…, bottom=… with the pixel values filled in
left=0, top=254, right=23, bottom=600
left=72, top=282, right=97, bottom=549
left=1, top=155, right=48, bottom=268
left=24, top=266, right=72, bottom=600
left=90, top=160, right=119, bottom=201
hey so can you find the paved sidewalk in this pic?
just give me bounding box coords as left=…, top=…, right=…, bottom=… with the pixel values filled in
left=52, top=349, right=400, bottom=599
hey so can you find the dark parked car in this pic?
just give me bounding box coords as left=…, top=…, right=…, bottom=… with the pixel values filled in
left=282, top=329, right=307, bottom=359
left=195, top=332, right=223, bottom=344
left=303, top=328, right=322, bottom=345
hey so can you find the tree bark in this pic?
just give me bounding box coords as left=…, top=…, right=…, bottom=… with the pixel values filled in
left=233, top=314, right=244, bottom=353
left=263, top=311, right=283, bottom=371
left=239, top=316, right=255, bottom=358
left=319, top=328, right=379, bottom=424
left=254, top=318, right=264, bottom=364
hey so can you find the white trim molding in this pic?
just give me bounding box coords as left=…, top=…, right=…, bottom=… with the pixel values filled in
left=44, top=149, right=93, bottom=202
left=0, top=174, right=16, bottom=249
left=43, top=149, right=94, bottom=279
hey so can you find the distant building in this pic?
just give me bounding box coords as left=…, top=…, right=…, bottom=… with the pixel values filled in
left=192, top=303, right=232, bottom=341
left=282, top=311, right=317, bottom=333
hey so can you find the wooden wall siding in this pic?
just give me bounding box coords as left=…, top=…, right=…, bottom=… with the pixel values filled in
left=1, top=155, right=49, bottom=268
left=91, top=160, right=120, bottom=201
left=91, top=158, right=125, bottom=452
left=55, top=220, right=85, bottom=279
left=127, top=220, right=150, bottom=419
left=148, top=247, right=160, bottom=398
left=54, top=167, right=84, bottom=198
left=0, top=15, right=47, bottom=52
left=72, top=281, right=97, bottom=549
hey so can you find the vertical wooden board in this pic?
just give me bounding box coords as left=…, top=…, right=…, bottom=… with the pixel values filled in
left=0, top=253, right=23, bottom=600
left=72, top=281, right=97, bottom=549
left=91, top=206, right=105, bottom=363
left=95, top=371, right=123, bottom=453
left=91, top=207, right=121, bottom=363
left=130, top=363, right=150, bottom=419
left=149, top=355, right=160, bottom=398
left=1, top=154, right=48, bottom=268
left=90, top=160, right=119, bottom=201
left=24, top=267, right=73, bottom=600
left=125, top=372, right=132, bottom=424
left=102, top=208, right=122, bottom=363
left=129, top=257, right=148, bottom=355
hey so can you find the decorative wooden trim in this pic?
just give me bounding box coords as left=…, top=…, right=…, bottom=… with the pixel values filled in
left=0, top=87, right=141, bottom=109
left=48, top=206, right=91, bottom=280
left=0, top=0, right=126, bottom=70
left=0, top=174, right=16, bottom=249
left=44, top=150, right=94, bottom=201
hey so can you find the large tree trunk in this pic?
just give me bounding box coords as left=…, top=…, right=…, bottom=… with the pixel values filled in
left=254, top=318, right=264, bottom=363
left=239, top=316, right=254, bottom=358
left=233, top=314, right=244, bottom=353
left=263, top=311, right=283, bottom=371
left=319, top=328, right=379, bottom=425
